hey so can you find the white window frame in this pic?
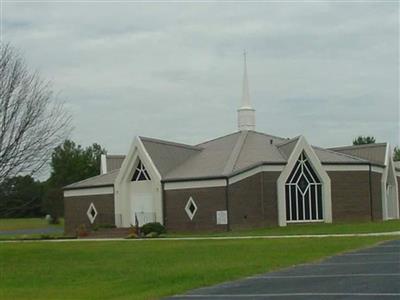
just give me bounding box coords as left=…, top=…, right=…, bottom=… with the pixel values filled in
left=86, top=202, right=98, bottom=224
left=185, top=197, right=198, bottom=220
left=285, top=151, right=323, bottom=223
left=132, top=159, right=151, bottom=181
left=277, top=136, right=332, bottom=227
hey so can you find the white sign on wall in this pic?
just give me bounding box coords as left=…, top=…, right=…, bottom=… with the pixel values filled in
left=216, top=210, right=228, bottom=225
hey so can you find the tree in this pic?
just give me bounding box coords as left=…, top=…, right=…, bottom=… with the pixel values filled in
left=48, top=140, right=106, bottom=187
left=0, top=44, right=71, bottom=183
left=394, top=147, right=400, bottom=161
left=0, top=175, right=43, bottom=217
left=46, top=140, right=106, bottom=217
left=353, top=136, right=376, bottom=145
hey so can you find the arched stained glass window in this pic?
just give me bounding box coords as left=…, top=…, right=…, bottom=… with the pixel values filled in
left=285, top=152, right=323, bottom=222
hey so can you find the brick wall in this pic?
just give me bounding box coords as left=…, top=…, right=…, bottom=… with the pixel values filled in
left=328, top=171, right=381, bottom=222
left=164, top=172, right=280, bottom=232
left=228, top=172, right=280, bottom=230
left=164, top=186, right=228, bottom=232
left=64, top=193, right=115, bottom=236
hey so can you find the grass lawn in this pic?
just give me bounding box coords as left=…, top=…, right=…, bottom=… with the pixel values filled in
left=0, top=236, right=397, bottom=300
left=167, top=219, right=400, bottom=237
left=0, top=218, right=64, bottom=231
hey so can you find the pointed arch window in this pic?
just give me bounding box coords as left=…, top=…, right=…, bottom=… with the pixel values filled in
left=285, top=151, right=323, bottom=222
left=131, top=159, right=151, bottom=181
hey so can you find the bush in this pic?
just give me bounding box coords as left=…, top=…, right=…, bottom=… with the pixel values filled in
left=76, top=224, right=88, bottom=237
left=141, top=222, right=166, bottom=235
left=125, top=232, right=139, bottom=239
left=145, top=232, right=159, bottom=238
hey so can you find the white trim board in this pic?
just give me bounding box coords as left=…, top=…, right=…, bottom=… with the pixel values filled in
left=64, top=186, right=114, bottom=197
left=164, top=179, right=227, bottom=190
left=229, top=165, right=284, bottom=185
left=323, top=165, right=369, bottom=172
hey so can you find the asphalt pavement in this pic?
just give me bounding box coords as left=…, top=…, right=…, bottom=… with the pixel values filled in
left=168, top=239, right=400, bottom=300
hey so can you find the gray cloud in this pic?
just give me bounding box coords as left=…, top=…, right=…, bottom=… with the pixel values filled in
left=3, top=2, right=399, bottom=157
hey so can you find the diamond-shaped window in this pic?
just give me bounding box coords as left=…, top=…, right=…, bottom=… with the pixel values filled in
left=86, top=203, right=98, bottom=224
left=297, top=175, right=309, bottom=193
left=185, top=197, right=198, bottom=220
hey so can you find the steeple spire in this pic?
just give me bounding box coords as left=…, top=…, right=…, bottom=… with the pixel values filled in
left=241, top=50, right=251, bottom=108
left=237, top=50, right=256, bottom=131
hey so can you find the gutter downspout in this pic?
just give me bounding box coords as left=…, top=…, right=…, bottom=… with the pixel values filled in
left=161, top=182, right=167, bottom=227
left=368, top=163, right=373, bottom=221
left=225, top=177, right=230, bottom=232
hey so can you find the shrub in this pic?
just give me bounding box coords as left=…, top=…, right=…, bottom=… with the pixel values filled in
left=141, top=222, right=166, bottom=235
left=125, top=232, right=139, bottom=239
left=76, top=224, right=88, bottom=237
left=145, top=232, right=159, bottom=238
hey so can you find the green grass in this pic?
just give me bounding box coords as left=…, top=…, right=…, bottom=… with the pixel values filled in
left=0, top=218, right=64, bottom=231
left=0, top=236, right=397, bottom=299
left=167, top=219, right=400, bottom=237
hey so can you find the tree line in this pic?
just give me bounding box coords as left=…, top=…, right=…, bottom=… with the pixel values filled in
left=0, top=141, right=106, bottom=219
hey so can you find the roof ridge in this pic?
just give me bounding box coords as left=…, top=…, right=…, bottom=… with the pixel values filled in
left=140, top=136, right=202, bottom=151
left=222, top=131, right=248, bottom=175
left=329, top=142, right=387, bottom=150
left=250, top=130, right=287, bottom=141
left=314, top=145, right=369, bottom=162
left=276, top=136, right=300, bottom=147
left=195, top=131, right=241, bottom=147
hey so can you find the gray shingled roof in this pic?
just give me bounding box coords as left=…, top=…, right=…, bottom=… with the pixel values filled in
left=163, top=131, right=368, bottom=181
left=329, top=143, right=387, bottom=166
left=140, top=137, right=201, bottom=177
left=164, top=132, right=242, bottom=180
left=64, top=168, right=119, bottom=190
left=64, top=131, right=385, bottom=189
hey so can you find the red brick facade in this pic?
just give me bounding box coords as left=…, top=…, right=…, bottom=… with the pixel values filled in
left=64, top=170, right=389, bottom=234
left=64, top=193, right=115, bottom=236
left=164, top=186, right=228, bottom=232
left=328, top=171, right=382, bottom=222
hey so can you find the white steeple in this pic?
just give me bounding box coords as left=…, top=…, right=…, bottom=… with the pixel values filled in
left=237, top=50, right=256, bottom=131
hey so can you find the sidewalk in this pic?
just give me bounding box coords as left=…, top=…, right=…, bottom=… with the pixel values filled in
left=1, top=230, right=400, bottom=243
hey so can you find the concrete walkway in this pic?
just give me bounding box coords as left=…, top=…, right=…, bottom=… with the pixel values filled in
left=167, top=239, right=400, bottom=299
left=0, top=227, right=63, bottom=236
left=1, top=231, right=399, bottom=243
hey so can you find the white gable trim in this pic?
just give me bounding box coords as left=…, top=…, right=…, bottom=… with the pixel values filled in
left=382, top=144, right=399, bottom=220
left=114, top=136, right=163, bottom=227
left=64, top=186, right=114, bottom=197
left=277, top=136, right=332, bottom=227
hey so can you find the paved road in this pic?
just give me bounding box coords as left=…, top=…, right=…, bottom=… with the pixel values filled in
left=168, top=239, right=400, bottom=299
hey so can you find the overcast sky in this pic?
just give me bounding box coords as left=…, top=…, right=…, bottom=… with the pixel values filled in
left=3, top=1, right=399, bottom=155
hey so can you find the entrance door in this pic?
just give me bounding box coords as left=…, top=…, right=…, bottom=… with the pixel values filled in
left=131, top=193, right=155, bottom=226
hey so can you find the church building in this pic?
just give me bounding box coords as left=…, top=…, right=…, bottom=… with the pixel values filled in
left=63, top=56, right=400, bottom=235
